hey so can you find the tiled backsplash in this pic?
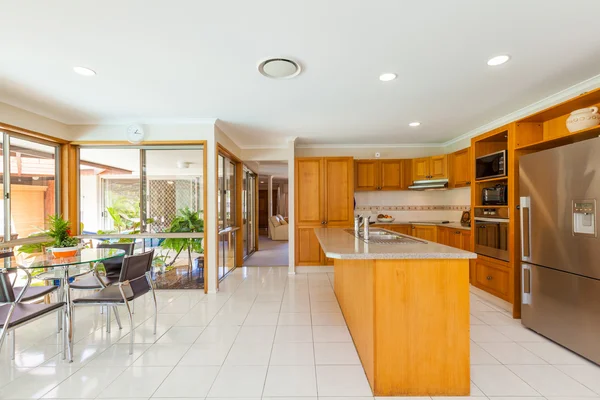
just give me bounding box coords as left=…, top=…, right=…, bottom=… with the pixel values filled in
left=354, top=187, right=470, bottom=221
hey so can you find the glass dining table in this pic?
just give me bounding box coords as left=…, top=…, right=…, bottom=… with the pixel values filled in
left=2, top=248, right=126, bottom=362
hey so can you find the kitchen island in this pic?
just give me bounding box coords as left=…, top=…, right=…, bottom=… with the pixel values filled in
left=314, top=227, right=477, bottom=397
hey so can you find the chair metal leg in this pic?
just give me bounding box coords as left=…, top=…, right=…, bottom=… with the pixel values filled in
left=10, top=330, right=15, bottom=360
left=146, top=272, right=158, bottom=335
left=113, top=306, right=122, bottom=329
left=106, top=306, right=111, bottom=333
left=123, top=300, right=134, bottom=355
left=0, top=304, right=16, bottom=356
left=132, top=299, right=135, bottom=314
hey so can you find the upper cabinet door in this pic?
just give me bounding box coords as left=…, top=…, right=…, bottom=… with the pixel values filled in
left=451, top=148, right=471, bottom=187
left=412, top=157, right=430, bottom=181
left=295, top=158, right=324, bottom=225
left=430, top=155, right=448, bottom=179
left=379, top=160, right=403, bottom=190
left=324, top=157, right=354, bottom=226
left=354, top=160, right=378, bottom=191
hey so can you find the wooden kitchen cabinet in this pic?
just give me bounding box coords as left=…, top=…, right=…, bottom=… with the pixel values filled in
left=412, top=155, right=448, bottom=182
left=437, top=226, right=450, bottom=245
left=430, top=155, right=448, bottom=179
left=450, top=147, right=471, bottom=188
left=296, top=157, right=354, bottom=266
left=355, top=160, right=378, bottom=191
left=411, top=225, right=438, bottom=242
left=460, top=229, right=472, bottom=251
left=473, top=255, right=511, bottom=302
left=354, top=159, right=407, bottom=191
left=388, top=224, right=412, bottom=235
left=412, top=157, right=430, bottom=181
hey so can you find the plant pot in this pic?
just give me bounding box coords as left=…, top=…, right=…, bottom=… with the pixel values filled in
left=50, top=246, right=78, bottom=258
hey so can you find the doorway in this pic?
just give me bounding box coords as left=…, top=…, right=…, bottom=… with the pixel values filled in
left=243, top=161, right=289, bottom=267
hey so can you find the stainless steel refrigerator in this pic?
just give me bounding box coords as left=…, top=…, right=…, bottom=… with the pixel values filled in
left=520, top=137, right=600, bottom=364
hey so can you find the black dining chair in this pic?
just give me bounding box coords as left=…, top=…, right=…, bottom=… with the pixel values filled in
left=69, top=242, right=135, bottom=332
left=72, top=250, right=157, bottom=354
left=0, top=251, right=59, bottom=303
left=0, top=267, right=67, bottom=360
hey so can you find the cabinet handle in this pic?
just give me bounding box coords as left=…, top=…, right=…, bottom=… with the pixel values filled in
left=466, top=181, right=471, bottom=184
left=321, top=221, right=326, bottom=225
left=486, top=275, right=493, bottom=281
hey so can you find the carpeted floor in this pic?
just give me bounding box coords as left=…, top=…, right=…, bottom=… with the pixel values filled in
left=244, top=235, right=289, bottom=266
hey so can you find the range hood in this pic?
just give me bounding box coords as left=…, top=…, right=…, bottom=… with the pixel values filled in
left=408, top=178, right=448, bottom=191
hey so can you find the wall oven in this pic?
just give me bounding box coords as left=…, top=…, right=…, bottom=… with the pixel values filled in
left=476, top=150, right=507, bottom=180
left=474, top=207, right=509, bottom=262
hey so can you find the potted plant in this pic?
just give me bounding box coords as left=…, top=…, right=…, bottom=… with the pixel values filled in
left=47, top=214, right=79, bottom=257
left=161, top=207, right=204, bottom=270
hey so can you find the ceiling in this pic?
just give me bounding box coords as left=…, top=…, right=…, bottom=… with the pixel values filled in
left=1, top=1, right=600, bottom=147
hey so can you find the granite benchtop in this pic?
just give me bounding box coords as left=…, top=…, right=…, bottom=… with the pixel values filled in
left=314, top=227, right=477, bottom=260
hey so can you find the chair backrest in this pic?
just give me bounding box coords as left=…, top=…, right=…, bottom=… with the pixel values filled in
left=0, top=271, right=16, bottom=304
left=119, top=250, right=154, bottom=283
left=97, top=242, right=135, bottom=276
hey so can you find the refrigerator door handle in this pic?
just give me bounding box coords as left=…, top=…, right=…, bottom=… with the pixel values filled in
left=522, top=264, right=532, bottom=305
left=520, top=196, right=532, bottom=262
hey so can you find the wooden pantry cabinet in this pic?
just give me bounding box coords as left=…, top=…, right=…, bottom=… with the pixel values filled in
left=412, top=155, right=448, bottom=182
left=295, top=157, right=354, bottom=266
left=354, top=159, right=410, bottom=191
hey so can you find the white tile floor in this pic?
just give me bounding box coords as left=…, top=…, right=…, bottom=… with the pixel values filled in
left=1, top=266, right=600, bottom=399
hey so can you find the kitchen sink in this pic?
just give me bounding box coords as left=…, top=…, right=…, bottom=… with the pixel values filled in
left=345, top=228, right=425, bottom=244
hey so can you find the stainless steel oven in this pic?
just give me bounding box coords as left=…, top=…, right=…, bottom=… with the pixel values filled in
left=474, top=207, right=509, bottom=261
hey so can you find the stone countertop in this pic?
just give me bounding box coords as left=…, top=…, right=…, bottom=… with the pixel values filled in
left=371, top=221, right=471, bottom=231
left=314, top=228, right=477, bottom=260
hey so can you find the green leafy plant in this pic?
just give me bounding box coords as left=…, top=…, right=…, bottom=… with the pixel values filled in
left=47, top=214, right=78, bottom=248
left=99, top=197, right=153, bottom=243
left=161, top=207, right=204, bottom=267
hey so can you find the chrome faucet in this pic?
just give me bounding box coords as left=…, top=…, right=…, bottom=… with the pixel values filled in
left=354, top=214, right=371, bottom=240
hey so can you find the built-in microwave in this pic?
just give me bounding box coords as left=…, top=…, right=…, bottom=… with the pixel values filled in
left=476, top=150, right=507, bottom=180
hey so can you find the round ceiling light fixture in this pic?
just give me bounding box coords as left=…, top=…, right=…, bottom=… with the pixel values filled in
left=409, top=121, right=421, bottom=127
left=379, top=73, right=397, bottom=82
left=258, top=58, right=302, bottom=79
left=73, top=66, right=96, bottom=76
left=487, top=55, right=510, bottom=66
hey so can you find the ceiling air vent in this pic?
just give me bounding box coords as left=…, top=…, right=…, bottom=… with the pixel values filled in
left=258, top=58, right=302, bottom=79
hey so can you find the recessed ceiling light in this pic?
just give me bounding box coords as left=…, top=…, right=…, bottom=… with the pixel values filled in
left=260, top=181, right=265, bottom=184
left=73, top=66, right=96, bottom=76
left=487, top=55, right=510, bottom=66
left=379, top=73, right=397, bottom=82
left=409, top=122, right=421, bottom=127
left=258, top=58, right=301, bottom=79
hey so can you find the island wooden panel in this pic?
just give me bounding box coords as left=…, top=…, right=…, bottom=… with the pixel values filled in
left=334, top=258, right=470, bottom=396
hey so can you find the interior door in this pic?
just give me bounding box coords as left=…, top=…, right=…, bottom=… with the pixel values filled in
left=323, top=157, right=353, bottom=227
left=296, top=158, right=324, bottom=225
left=379, top=160, right=403, bottom=190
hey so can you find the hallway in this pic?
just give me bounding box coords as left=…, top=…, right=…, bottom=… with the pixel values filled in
left=244, top=235, right=289, bottom=267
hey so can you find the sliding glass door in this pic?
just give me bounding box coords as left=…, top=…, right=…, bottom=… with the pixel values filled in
left=78, top=145, right=205, bottom=289
left=242, top=168, right=257, bottom=259
left=217, top=153, right=238, bottom=279
left=0, top=131, right=60, bottom=245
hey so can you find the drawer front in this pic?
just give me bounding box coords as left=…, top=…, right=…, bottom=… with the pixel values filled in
left=474, top=260, right=510, bottom=301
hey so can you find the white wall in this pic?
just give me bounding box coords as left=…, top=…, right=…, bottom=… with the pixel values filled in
left=69, top=123, right=215, bottom=141
left=0, top=102, right=71, bottom=140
